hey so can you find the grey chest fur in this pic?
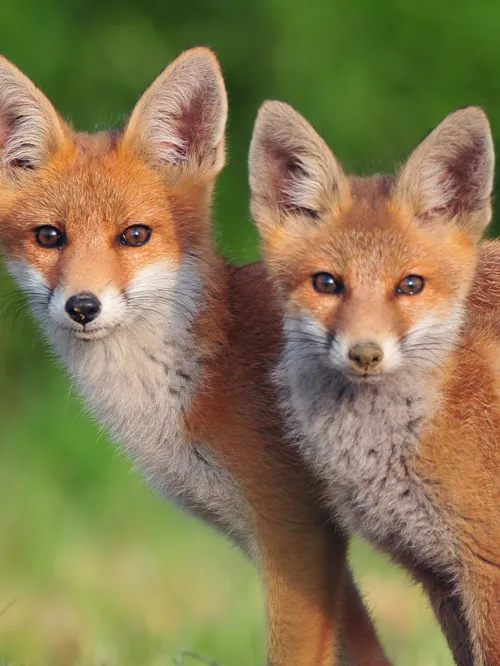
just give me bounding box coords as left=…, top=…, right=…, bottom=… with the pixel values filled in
left=56, top=323, right=250, bottom=548
left=278, top=355, right=459, bottom=578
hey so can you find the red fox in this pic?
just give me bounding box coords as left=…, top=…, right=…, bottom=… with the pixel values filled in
left=249, top=101, right=500, bottom=665
left=0, top=49, right=389, bottom=665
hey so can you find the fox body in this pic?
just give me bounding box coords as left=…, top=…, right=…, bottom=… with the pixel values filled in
left=250, top=103, right=500, bottom=665
left=0, top=50, right=389, bottom=665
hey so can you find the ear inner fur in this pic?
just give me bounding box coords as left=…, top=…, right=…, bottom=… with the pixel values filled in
left=0, top=56, right=68, bottom=177
left=122, top=47, right=227, bottom=178
left=394, top=106, right=494, bottom=238
left=249, top=100, right=350, bottom=233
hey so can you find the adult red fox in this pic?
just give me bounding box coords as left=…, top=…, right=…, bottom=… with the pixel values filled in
left=0, top=49, right=388, bottom=665
left=250, top=101, right=500, bottom=665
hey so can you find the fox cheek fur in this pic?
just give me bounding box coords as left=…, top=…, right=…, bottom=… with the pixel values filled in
left=250, top=100, right=495, bottom=665
left=7, top=259, right=128, bottom=339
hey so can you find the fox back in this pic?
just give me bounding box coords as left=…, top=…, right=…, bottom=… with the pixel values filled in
left=249, top=102, right=500, bottom=665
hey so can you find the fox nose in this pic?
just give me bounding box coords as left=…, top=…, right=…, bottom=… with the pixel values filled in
left=348, top=342, right=384, bottom=372
left=65, top=293, right=101, bottom=325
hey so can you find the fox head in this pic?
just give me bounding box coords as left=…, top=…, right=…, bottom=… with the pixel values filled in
left=0, top=48, right=227, bottom=343
left=249, top=103, right=494, bottom=380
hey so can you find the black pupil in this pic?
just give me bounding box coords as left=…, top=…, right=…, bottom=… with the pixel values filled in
left=401, top=275, right=423, bottom=294
left=124, top=226, right=149, bottom=246
left=314, top=272, right=341, bottom=294
left=38, top=226, right=61, bottom=247
left=321, top=275, right=335, bottom=289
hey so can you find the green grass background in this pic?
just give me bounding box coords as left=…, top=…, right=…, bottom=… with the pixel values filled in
left=1, top=0, right=499, bottom=663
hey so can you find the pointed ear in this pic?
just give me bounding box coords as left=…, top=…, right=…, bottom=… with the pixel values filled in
left=0, top=56, right=67, bottom=179
left=249, top=101, right=349, bottom=235
left=394, top=107, right=494, bottom=239
left=122, top=47, right=227, bottom=179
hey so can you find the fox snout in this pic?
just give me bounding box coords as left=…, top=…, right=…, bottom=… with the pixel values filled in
left=44, top=279, right=129, bottom=341
left=328, top=332, right=402, bottom=378
left=348, top=342, right=384, bottom=374
left=65, top=292, right=102, bottom=325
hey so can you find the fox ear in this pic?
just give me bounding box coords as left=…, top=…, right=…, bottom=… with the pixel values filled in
left=394, top=107, right=494, bottom=239
left=0, top=57, right=66, bottom=179
left=123, top=47, right=227, bottom=178
left=249, top=101, right=349, bottom=235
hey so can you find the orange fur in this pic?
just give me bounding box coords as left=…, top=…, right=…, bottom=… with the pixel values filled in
left=0, top=51, right=389, bottom=666
left=263, top=184, right=500, bottom=663
left=250, top=101, right=500, bottom=665
left=415, top=240, right=500, bottom=665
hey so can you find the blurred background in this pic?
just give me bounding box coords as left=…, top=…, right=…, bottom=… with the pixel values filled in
left=1, top=1, right=499, bottom=664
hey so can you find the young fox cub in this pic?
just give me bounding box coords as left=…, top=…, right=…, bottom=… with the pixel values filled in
left=250, top=102, right=500, bottom=665
left=0, top=49, right=388, bottom=665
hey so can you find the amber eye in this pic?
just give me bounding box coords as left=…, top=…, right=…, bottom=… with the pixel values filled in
left=34, top=225, right=65, bottom=248
left=120, top=225, right=152, bottom=247
left=396, top=275, right=425, bottom=296
left=312, top=272, right=344, bottom=295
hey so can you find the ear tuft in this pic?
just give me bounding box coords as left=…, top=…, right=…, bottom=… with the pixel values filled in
left=123, top=47, right=227, bottom=177
left=395, top=107, right=494, bottom=237
left=249, top=101, right=348, bottom=234
left=0, top=56, right=66, bottom=177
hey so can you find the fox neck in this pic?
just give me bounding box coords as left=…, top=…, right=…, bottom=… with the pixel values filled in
left=277, top=317, right=462, bottom=580
left=48, top=251, right=233, bottom=499
left=39, top=251, right=252, bottom=547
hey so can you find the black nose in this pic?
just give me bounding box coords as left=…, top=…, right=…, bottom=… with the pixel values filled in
left=65, top=292, right=101, bottom=325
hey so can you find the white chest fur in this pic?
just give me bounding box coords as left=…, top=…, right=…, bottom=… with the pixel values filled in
left=40, top=262, right=251, bottom=549
left=277, top=342, right=460, bottom=580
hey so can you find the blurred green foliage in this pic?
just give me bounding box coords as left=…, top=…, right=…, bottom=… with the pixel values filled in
left=1, top=0, right=498, bottom=663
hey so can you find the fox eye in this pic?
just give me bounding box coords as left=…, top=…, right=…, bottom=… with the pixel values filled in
left=34, top=225, right=65, bottom=248
left=312, top=272, right=344, bottom=295
left=396, top=275, right=425, bottom=296
left=120, top=225, right=152, bottom=247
